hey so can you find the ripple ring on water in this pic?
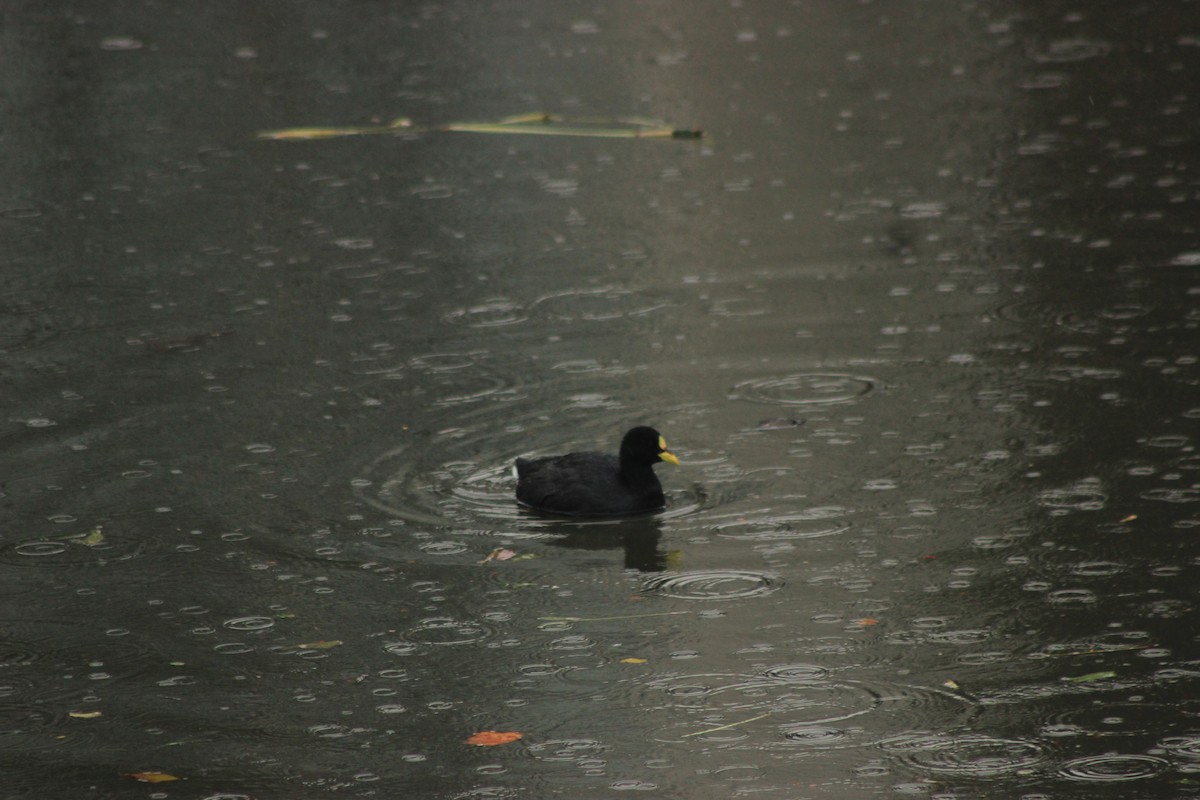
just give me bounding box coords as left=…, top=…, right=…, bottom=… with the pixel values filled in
left=1139, top=488, right=1200, bottom=504
left=1161, top=735, right=1200, bottom=760
left=731, top=373, right=876, bottom=407
left=401, top=617, right=493, bottom=646
left=1028, top=38, right=1112, bottom=63
left=881, top=733, right=1049, bottom=778
left=443, top=299, right=528, bottom=329
left=526, top=738, right=610, bottom=762
left=223, top=616, right=276, bottom=632
left=641, top=570, right=781, bottom=600
left=781, top=726, right=850, bottom=745
left=2, top=533, right=147, bottom=566
left=714, top=511, right=850, bottom=541
left=1059, top=753, right=1167, bottom=782
left=761, top=664, right=831, bottom=682
left=529, top=287, right=669, bottom=322
left=1038, top=486, right=1107, bottom=511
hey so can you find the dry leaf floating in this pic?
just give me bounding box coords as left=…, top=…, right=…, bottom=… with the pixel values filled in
left=465, top=730, right=523, bottom=746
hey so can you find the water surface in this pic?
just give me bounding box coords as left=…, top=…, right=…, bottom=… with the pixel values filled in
left=2, top=2, right=1198, bottom=797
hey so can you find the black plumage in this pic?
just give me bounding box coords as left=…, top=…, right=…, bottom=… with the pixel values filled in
left=515, top=426, right=680, bottom=517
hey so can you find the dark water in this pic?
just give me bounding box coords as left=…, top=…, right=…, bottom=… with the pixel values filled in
left=2, top=2, right=1199, bottom=797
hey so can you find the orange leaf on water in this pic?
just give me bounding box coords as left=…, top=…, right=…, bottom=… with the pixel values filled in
left=127, top=772, right=179, bottom=783
left=856, top=618, right=879, bottom=627
left=465, top=730, right=523, bottom=746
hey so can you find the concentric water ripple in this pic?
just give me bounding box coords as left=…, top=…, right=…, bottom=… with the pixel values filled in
left=1070, top=560, right=1127, bottom=577
left=882, top=733, right=1049, bottom=778
left=525, top=738, right=611, bottom=762
left=444, top=463, right=526, bottom=522
left=529, top=287, right=670, bottom=322
left=712, top=508, right=851, bottom=541
left=1046, top=588, right=1097, bottom=606
left=1056, top=304, right=1151, bottom=335
left=349, top=348, right=520, bottom=402
left=780, top=725, right=856, bottom=747
left=1028, top=38, right=1112, bottom=63
left=358, top=435, right=526, bottom=528
left=761, top=664, right=831, bottom=682
left=452, top=788, right=519, bottom=799
left=0, top=532, right=148, bottom=567
left=394, top=617, right=494, bottom=647
left=991, top=299, right=1063, bottom=326
left=1175, top=454, right=1200, bottom=471
left=1058, top=753, right=1167, bottom=782
left=644, top=673, right=878, bottom=725
left=1161, top=734, right=1200, bottom=760
left=1139, top=488, right=1200, bottom=504
left=443, top=299, right=528, bottom=328
left=991, top=299, right=1163, bottom=341
left=523, top=660, right=656, bottom=705
left=1042, top=365, right=1124, bottom=382
left=731, top=373, right=876, bottom=407
left=638, top=671, right=976, bottom=749
left=418, top=540, right=471, bottom=556
left=1038, top=481, right=1107, bottom=512
left=407, top=352, right=518, bottom=406
left=641, top=570, right=781, bottom=600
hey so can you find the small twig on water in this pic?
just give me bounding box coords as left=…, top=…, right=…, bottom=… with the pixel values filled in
left=682, top=712, right=771, bottom=738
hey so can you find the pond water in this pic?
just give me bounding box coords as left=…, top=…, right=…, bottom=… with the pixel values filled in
left=2, top=2, right=1199, bottom=798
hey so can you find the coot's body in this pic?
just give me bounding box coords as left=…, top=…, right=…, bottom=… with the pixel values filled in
left=515, top=426, right=679, bottom=517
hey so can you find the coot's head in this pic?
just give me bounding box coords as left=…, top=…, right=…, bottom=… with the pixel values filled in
left=620, top=426, right=680, bottom=466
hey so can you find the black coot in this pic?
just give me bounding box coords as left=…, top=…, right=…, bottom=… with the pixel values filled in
left=515, top=426, right=680, bottom=517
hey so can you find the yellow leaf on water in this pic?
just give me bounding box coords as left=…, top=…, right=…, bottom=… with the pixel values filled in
left=1064, top=670, right=1117, bottom=683
left=257, top=119, right=412, bottom=141
left=80, top=529, right=105, bottom=546
left=67, top=528, right=105, bottom=547
left=664, top=550, right=684, bottom=570
left=127, top=772, right=179, bottom=783
left=943, top=679, right=960, bottom=691
left=498, top=112, right=557, bottom=124
left=257, top=126, right=370, bottom=140
left=258, top=114, right=697, bottom=143
left=69, top=710, right=103, bottom=719
left=621, top=657, right=648, bottom=664
left=296, top=640, right=343, bottom=650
